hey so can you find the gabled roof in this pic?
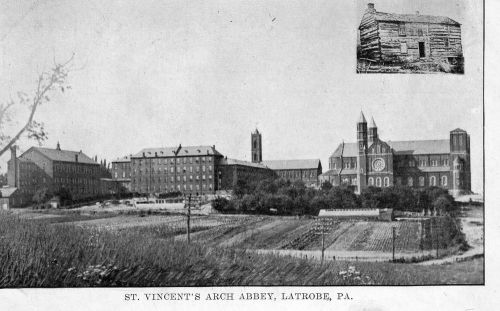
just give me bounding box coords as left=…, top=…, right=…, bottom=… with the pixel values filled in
left=132, top=145, right=222, bottom=158
left=371, top=11, right=460, bottom=25
left=262, top=159, right=321, bottom=171
left=331, top=143, right=358, bottom=158
left=219, top=158, right=270, bottom=169
left=331, top=139, right=450, bottom=158
left=388, top=139, right=450, bottom=155
left=24, top=147, right=97, bottom=165
left=0, top=187, right=17, bottom=197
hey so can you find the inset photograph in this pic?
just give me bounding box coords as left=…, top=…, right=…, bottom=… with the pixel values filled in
left=357, top=1, right=465, bottom=73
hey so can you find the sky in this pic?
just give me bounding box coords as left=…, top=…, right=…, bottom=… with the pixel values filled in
left=0, top=0, right=483, bottom=192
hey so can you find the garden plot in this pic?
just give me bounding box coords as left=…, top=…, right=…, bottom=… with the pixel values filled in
left=327, top=222, right=373, bottom=251
left=230, top=218, right=313, bottom=249
left=69, top=215, right=186, bottom=230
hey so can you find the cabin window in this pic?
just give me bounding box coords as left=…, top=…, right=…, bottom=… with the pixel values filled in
left=384, top=177, right=390, bottom=187
left=444, top=38, right=450, bottom=48
left=417, top=26, right=423, bottom=37
left=399, top=23, right=406, bottom=36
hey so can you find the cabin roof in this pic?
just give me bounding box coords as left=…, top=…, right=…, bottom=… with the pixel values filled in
left=372, top=11, right=460, bottom=26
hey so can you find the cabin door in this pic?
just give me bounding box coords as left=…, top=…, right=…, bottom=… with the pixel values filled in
left=418, top=42, right=426, bottom=58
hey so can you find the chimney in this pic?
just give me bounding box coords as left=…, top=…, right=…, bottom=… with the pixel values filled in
left=8, top=146, right=19, bottom=188
left=416, top=10, right=420, bottom=15
left=367, top=3, right=376, bottom=13
left=56, top=141, right=61, bottom=151
left=75, top=154, right=79, bottom=162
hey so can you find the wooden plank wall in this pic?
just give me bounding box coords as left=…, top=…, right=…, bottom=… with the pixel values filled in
left=359, top=14, right=381, bottom=60
left=367, top=21, right=463, bottom=62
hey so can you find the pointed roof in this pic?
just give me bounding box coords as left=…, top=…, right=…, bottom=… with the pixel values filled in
left=369, top=116, right=377, bottom=128
left=358, top=111, right=367, bottom=123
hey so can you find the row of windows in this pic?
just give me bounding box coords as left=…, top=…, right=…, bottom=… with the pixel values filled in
left=133, top=156, right=212, bottom=166
left=368, top=177, right=391, bottom=187
left=133, top=183, right=214, bottom=192
left=134, top=165, right=213, bottom=174
left=54, top=164, right=99, bottom=175
left=395, top=175, right=448, bottom=187
left=400, top=159, right=450, bottom=168
left=278, top=170, right=316, bottom=179
left=132, top=174, right=213, bottom=183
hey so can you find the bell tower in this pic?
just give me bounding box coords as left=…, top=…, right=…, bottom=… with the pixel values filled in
left=251, top=129, right=262, bottom=163
left=356, top=111, right=368, bottom=194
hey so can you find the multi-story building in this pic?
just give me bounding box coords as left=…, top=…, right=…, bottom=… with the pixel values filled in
left=218, top=157, right=275, bottom=190
left=7, top=143, right=109, bottom=206
left=262, top=159, right=322, bottom=187
left=129, top=145, right=224, bottom=195
left=320, top=112, right=471, bottom=196
left=110, top=155, right=132, bottom=192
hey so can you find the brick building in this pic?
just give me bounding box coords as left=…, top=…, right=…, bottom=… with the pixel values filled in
left=7, top=143, right=109, bottom=207
left=250, top=129, right=322, bottom=187
left=110, top=155, right=132, bottom=192
left=262, top=159, right=322, bottom=187
left=320, top=112, right=471, bottom=196
left=129, top=145, right=224, bottom=195
left=218, top=157, right=275, bottom=190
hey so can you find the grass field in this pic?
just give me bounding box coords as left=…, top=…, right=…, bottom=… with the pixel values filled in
left=0, top=211, right=483, bottom=286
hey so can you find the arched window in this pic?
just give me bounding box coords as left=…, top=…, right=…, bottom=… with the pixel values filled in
left=407, top=177, right=413, bottom=187
left=441, top=176, right=448, bottom=186
left=376, top=177, right=382, bottom=187
left=430, top=176, right=436, bottom=186
left=368, top=177, right=374, bottom=186
left=383, top=177, right=390, bottom=187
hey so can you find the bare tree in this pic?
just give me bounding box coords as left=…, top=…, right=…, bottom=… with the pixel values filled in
left=0, top=54, right=74, bottom=157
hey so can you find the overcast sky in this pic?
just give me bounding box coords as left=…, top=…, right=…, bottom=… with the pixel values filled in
left=0, top=0, right=483, bottom=192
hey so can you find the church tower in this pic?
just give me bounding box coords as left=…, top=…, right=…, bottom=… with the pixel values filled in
left=356, top=112, right=368, bottom=194
left=251, top=129, right=262, bottom=163
left=449, top=128, right=471, bottom=196
left=368, top=116, right=378, bottom=146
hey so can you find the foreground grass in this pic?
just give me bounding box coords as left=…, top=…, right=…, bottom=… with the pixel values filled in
left=0, top=213, right=483, bottom=287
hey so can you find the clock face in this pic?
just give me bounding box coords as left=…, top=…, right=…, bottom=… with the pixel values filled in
left=372, top=158, right=385, bottom=171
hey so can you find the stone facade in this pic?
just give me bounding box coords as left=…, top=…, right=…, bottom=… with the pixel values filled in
left=321, top=112, right=471, bottom=196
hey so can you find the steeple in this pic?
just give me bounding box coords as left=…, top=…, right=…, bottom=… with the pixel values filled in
left=358, top=111, right=367, bottom=123
left=357, top=111, right=368, bottom=153
left=368, top=116, right=378, bottom=144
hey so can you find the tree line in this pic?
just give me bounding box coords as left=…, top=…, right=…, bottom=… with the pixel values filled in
left=212, top=177, right=458, bottom=216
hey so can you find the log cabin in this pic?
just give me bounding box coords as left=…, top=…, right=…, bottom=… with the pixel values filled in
left=359, top=3, right=463, bottom=64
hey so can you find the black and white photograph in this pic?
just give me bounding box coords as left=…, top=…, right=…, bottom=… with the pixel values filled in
left=0, top=0, right=493, bottom=309
left=357, top=0, right=467, bottom=73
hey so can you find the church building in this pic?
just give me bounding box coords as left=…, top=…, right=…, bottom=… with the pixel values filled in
left=320, top=112, right=471, bottom=197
